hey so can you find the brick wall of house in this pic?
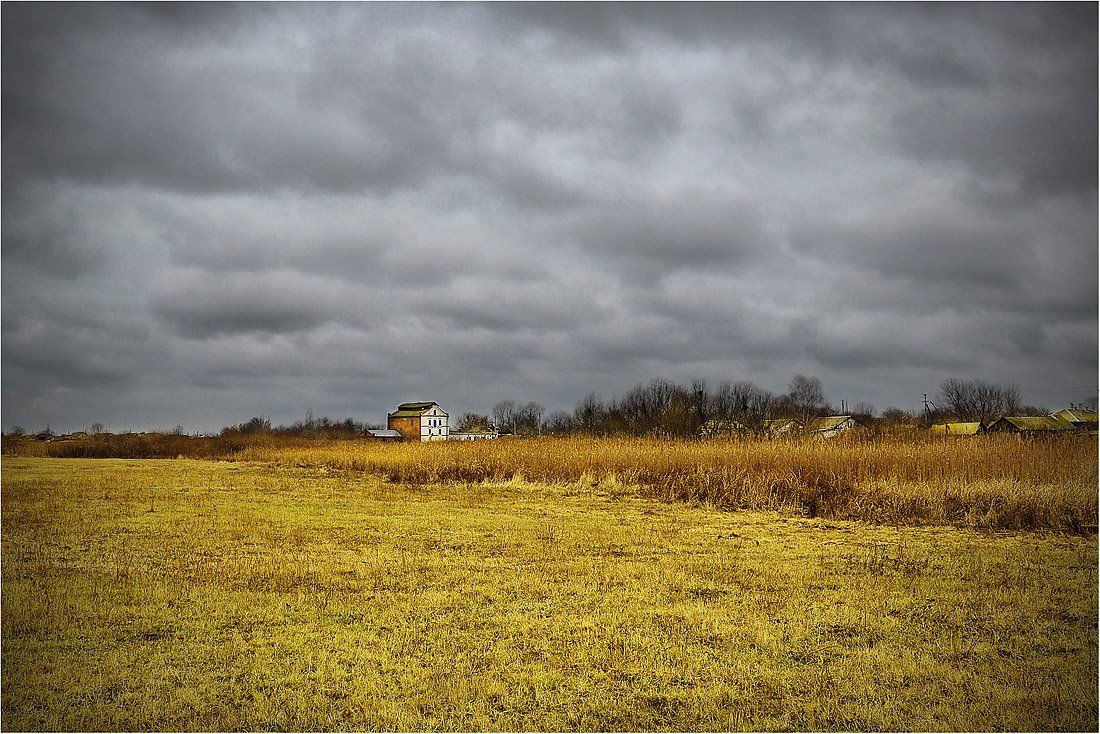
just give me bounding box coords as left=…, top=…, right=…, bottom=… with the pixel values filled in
left=387, top=415, right=421, bottom=441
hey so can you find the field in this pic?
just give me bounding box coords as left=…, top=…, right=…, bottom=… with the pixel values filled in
left=2, top=437, right=1098, bottom=730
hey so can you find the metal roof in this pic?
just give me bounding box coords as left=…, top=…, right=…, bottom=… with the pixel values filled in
left=1052, top=409, right=1099, bottom=424
left=992, top=416, right=1076, bottom=432
left=930, top=422, right=982, bottom=435
left=764, top=418, right=801, bottom=429
left=366, top=429, right=402, bottom=438
left=807, top=415, right=853, bottom=432
left=389, top=402, right=446, bottom=417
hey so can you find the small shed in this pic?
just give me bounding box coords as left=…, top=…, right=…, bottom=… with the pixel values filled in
left=984, top=416, right=1076, bottom=436
left=364, top=428, right=402, bottom=441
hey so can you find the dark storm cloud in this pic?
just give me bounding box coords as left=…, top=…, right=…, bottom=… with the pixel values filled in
left=564, top=190, right=769, bottom=277
left=2, top=2, right=1095, bottom=432
left=789, top=216, right=1031, bottom=289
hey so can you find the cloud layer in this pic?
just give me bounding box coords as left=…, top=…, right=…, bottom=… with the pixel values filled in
left=3, top=3, right=1096, bottom=432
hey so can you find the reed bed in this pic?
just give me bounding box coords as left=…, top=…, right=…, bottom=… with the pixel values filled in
left=11, top=433, right=1091, bottom=532
left=233, top=435, right=1097, bottom=532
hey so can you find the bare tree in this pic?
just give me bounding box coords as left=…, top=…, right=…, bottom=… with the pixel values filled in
left=619, top=378, right=679, bottom=436
left=705, top=381, right=775, bottom=435
left=90, top=422, right=105, bottom=435
left=515, top=402, right=545, bottom=436
left=880, top=407, right=913, bottom=427
left=852, top=402, right=876, bottom=420
left=788, top=374, right=826, bottom=426
left=455, top=413, right=492, bottom=432
left=573, top=393, right=607, bottom=434
left=492, top=400, right=518, bottom=434
left=542, top=411, right=575, bottom=435
left=938, top=378, right=1019, bottom=424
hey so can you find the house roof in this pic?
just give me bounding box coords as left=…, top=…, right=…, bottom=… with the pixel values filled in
left=1052, top=409, right=1099, bottom=424
left=807, top=415, right=853, bottom=432
left=930, top=422, right=982, bottom=435
left=764, top=418, right=801, bottom=429
left=389, top=402, right=446, bottom=417
left=993, top=416, right=1076, bottom=432
left=700, top=418, right=745, bottom=433
left=365, top=429, right=402, bottom=438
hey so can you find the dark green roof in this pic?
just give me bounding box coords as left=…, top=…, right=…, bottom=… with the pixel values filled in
left=993, top=416, right=1075, bottom=432
left=389, top=402, right=446, bottom=418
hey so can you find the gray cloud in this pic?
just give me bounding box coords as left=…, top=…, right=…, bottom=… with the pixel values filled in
left=2, top=3, right=1095, bottom=432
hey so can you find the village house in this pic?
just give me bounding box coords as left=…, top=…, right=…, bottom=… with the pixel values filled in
left=984, top=415, right=1076, bottom=436
left=806, top=415, right=859, bottom=438
left=1051, top=408, right=1099, bottom=433
left=387, top=402, right=449, bottom=442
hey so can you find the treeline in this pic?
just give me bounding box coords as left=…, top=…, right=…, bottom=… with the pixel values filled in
left=488, top=375, right=1055, bottom=438
left=220, top=414, right=380, bottom=440
left=6, top=375, right=1064, bottom=443
left=536, top=375, right=861, bottom=437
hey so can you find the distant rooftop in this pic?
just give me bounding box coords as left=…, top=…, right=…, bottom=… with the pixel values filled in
left=389, top=402, right=445, bottom=418
left=807, top=415, right=854, bottom=432
left=994, top=416, right=1075, bottom=432
left=930, top=422, right=982, bottom=435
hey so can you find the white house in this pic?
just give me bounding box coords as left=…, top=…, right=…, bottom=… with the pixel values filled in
left=387, top=402, right=449, bottom=442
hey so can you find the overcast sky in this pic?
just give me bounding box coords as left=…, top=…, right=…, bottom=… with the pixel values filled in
left=3, top=2, right=1097, bottom=433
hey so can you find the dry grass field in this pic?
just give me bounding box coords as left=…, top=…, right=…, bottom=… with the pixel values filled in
left=13, top=433, right=1097, bottom=531
left=2, top=448, right=1097, bottom=730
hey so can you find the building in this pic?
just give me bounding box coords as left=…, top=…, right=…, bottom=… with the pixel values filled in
left=929, top=421, right=983, bottom=436
left=387, top=402, right=449, bottom=442
left=1051, top=409, right=1098, bottom=433
left=364, top=428, right=403, bottom=440
left=984, top=415, right=1076, bottom=436
left=806, top=415, right=859, bottom=438
left=449, top=428, right=500, bottom=441
left=698, top=417, right=745, bottom=437
left=763, top=418, right=802, bottom=437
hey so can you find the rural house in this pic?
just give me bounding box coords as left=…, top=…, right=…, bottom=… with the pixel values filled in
left=806, top=415, right=859, bottom=438
left=1051, top=408, right=1098, bottom=433
left=387, top=402, right=449, bottom=442
left=984, top=416, right=1076, bottom=436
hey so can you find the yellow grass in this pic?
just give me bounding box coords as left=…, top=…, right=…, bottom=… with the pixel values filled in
left=2, top=457, right=1097, bottom=730
left=232, top=435, right=1098, bottom=532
